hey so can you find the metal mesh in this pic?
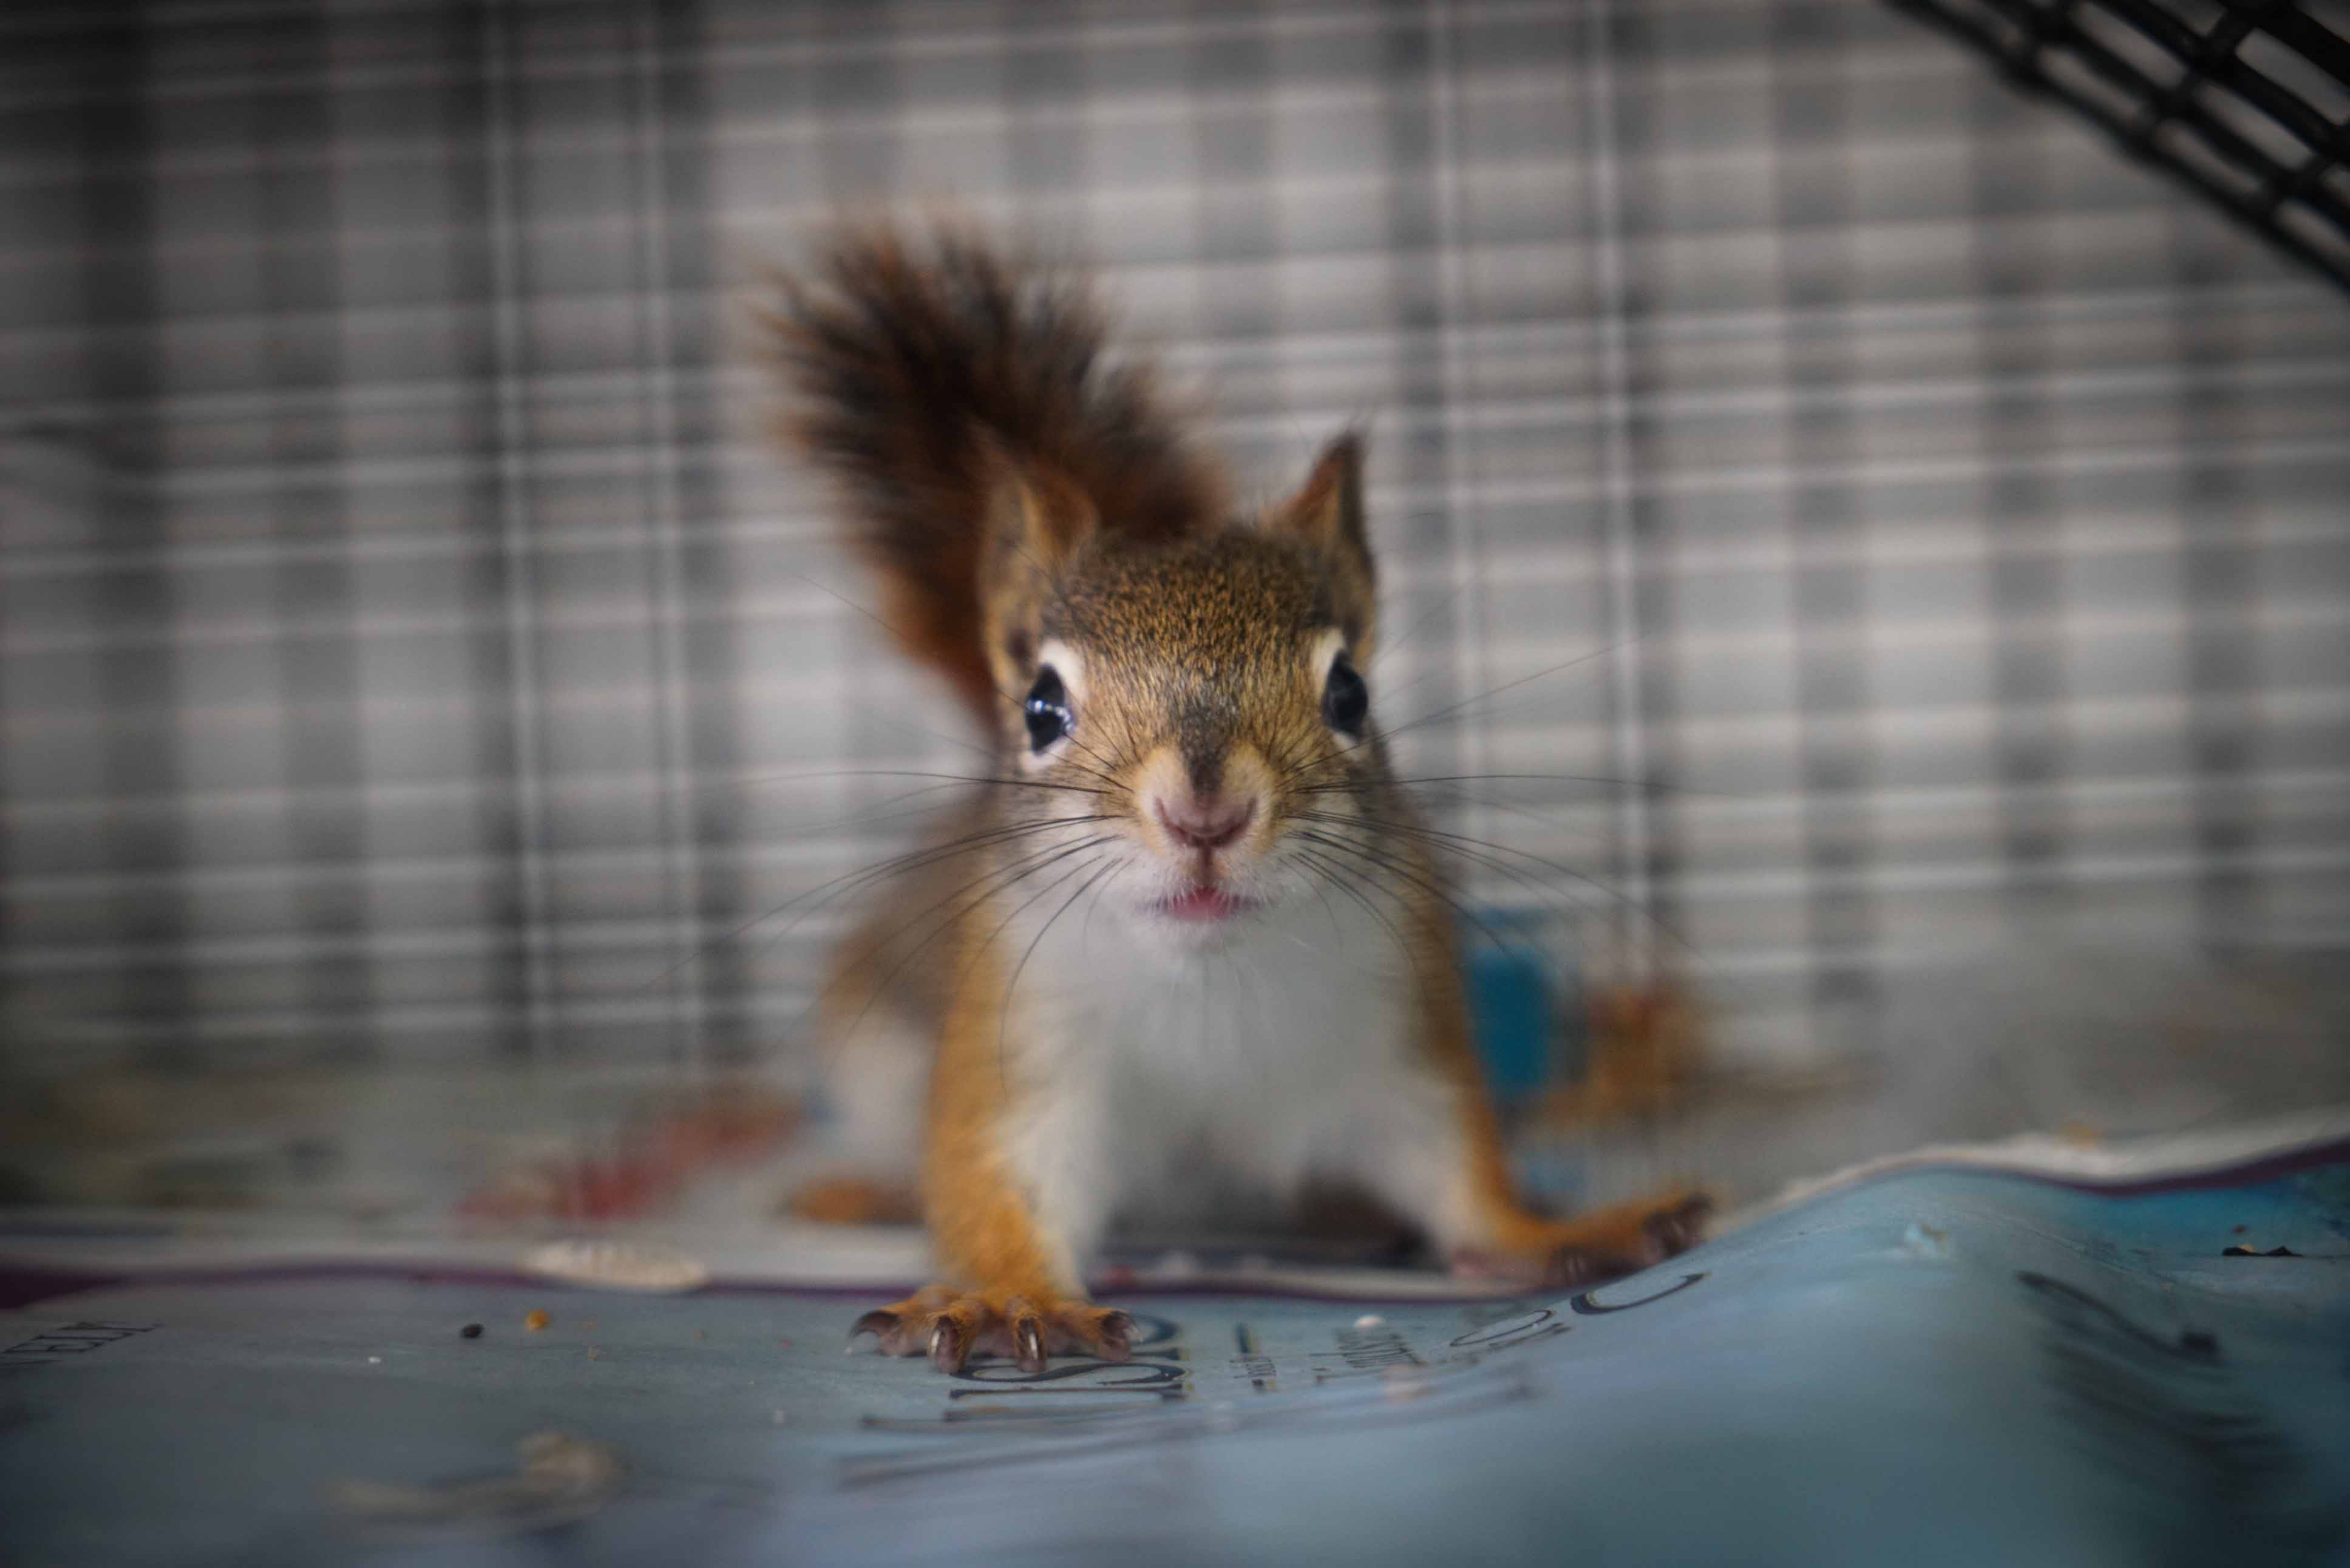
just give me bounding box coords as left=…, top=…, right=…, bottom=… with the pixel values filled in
left=1886, top=0, right=2350, bottom=291
left=2, top=1, right=2348, bottom=1098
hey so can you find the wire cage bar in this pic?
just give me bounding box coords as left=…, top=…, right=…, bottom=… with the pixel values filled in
left=1889, top=0, right=2350, bottom=291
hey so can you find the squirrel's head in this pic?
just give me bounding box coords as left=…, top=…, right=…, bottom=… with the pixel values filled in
left=978, top=435, right=1385, bottom=950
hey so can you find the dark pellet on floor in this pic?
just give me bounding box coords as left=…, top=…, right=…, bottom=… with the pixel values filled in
left=461, top=1322, right=484, bottom=1339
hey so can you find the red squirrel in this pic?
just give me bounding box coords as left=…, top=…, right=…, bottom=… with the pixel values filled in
left=763, top=226, right=1705, bottom=1374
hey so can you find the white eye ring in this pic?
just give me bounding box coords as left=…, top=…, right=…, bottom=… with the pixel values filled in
left=1308, top=628, right=1348, bottom=682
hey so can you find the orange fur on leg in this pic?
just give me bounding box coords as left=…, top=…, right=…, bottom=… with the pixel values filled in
left=1411, top=902, right=1711, bottom=1289
left=847, top=933, right=1132, bottom=1374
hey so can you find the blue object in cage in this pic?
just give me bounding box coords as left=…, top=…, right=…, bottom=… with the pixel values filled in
left=1464, top=908, right=1566, bottom=1104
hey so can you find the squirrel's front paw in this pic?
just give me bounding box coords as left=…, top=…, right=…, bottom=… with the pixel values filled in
left=848, top=1284, right=1134, bottom=1374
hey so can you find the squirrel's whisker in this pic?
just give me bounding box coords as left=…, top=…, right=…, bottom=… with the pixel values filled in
left=994, top=854, right=1122, bottom=1091
left=1287, top=826, right=1520, bottom=957
left=637, top=810, right=1121, bottom=996
left=1374, top=640, right=1637, bottom=746
left=815, top=834, right=1122, bottom=1065
left=1294, top=808, right=1697, bottom=962
left=1285, top=844, right=1421, bottom=982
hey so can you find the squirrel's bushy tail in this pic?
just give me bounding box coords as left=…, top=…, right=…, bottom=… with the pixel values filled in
left=762, top=226, right=1225, bottom=721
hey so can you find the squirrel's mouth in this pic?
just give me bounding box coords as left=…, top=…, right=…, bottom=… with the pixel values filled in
left=1154, top=884, right=1256, bottom=923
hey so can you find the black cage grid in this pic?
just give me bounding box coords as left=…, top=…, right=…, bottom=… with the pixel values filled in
left=1890, top=0, right=2350, bottom=290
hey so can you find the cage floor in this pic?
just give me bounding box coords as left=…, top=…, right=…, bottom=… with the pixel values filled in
left=3, top=1130, right=2345, bottom=1567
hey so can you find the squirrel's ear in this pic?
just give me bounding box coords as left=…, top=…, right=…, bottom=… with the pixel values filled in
left=1265, top=433, right=1376, bottom=656
left=979, top=441, right=1098, bottom=682
left=983, top=443, right=1098, bottom=573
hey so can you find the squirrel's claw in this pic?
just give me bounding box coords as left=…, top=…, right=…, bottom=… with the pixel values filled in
left=847, top=1287, right=1134, bottom=1374
left=928, top=1317, right=972, bottom=1374
left=1537, top=1190, right=1711, bottom=1289
left=1008, top=1308, right=1047, bottom=1374
left=1642, top=1193, right=1712, bottom=1257
left=1453, top=1189, right=1713, bottom=1293
left=847, top=1285, right=958, bottom=1355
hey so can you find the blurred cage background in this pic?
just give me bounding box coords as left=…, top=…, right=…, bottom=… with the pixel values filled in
left=3, top=0, right=2349, bottom=1217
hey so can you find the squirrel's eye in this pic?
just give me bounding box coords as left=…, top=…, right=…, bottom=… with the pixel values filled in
left=1323, top=653, right=1368, bottom=737
left=1023, top=666, right=1073, bottom=752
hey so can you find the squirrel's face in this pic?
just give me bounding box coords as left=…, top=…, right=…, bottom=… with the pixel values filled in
left=981, top=439, right=1382, bottom=951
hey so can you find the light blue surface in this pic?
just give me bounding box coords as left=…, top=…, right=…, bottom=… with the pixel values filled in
left=3, top=1153, right=2346, bottom=1566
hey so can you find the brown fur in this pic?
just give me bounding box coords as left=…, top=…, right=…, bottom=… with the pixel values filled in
left=761, top=226, right=1228, bottom=721
left=766, top=226, right=1704, bottom=1371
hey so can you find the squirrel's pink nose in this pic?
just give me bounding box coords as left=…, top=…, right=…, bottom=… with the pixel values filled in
left=1153, top=793, right=1256, bottom=853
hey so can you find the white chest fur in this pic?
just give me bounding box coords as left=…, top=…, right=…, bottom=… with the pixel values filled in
left=990, top=884, right=1472, bottom=1263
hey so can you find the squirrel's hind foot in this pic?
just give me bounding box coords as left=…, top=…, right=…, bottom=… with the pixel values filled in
left=1456, top=1189, right=1713, bottom=1290
left=849, top=1285, right=1134, bottom=1374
